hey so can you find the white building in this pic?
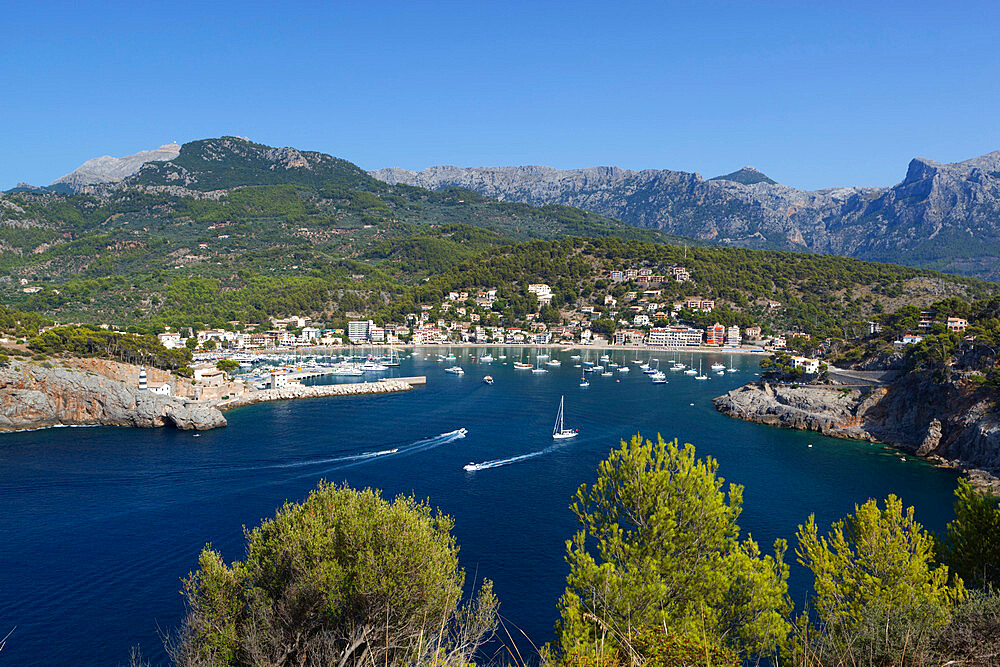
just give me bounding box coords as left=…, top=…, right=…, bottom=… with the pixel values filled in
left=148, top=383, right=171, bottom=396
left=347, top=320, right=373, bottom=343
left=300, top=326, right=322, bottom=342
left=647, top=326, right=703, bottom=347
left=726, top=326, right=742, bottom=347
left=633, top=314, right=650, bottom=327
left=791, top=356, right=821, bottom=374
left=158, top=332, right=183, bottom=349
left=270, top=372, right=289, bottom=389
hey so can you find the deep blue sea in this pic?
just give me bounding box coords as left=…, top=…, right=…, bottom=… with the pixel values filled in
left=0, top=348, right=960, bottom=665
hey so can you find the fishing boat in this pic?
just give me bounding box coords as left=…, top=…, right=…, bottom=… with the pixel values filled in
left=545, top=358, right=562, bottom=367
left=694, top=360, right=708, bottom=380
left=445, top=365, right=465, bottom=375
left=552, top=396, right=579, bottom=439
left=483, top=375, right=494, bottom=384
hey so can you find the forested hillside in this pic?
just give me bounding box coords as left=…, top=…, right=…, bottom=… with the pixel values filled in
left=1, top=138, right=996, bottom=336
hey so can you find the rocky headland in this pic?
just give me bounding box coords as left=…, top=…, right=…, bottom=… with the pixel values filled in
left=715, top=375, right=1000, bottom=491
left=0, top=358, right=225, bottom=432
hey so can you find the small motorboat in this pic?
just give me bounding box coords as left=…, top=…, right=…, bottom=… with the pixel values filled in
left=483, top=375, right=494, bottom=385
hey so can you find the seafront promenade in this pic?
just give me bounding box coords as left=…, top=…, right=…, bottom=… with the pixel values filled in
left=216, top=376, right=425, bottom=410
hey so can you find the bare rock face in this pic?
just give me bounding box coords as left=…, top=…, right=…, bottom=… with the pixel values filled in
left=51, top=143, right=181, bottom=190
left=0, top=360, right=226, bottom=432
left=715, top=376, right=1000, bottom=486
left=372, top=150, right=1000, bottom=280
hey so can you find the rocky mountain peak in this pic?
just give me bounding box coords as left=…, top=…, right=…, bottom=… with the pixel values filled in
left=709, top=166, right=777, bottom=185
left=51, top=142, right=182, bottom=190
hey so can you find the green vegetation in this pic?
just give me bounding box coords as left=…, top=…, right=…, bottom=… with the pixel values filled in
left=160, top=436, right=1000, bottom=667
left=5, top=138, right=994, bottom=338
left=173, top=482, right=496, bottom=667
left=28, top=326, right=192, bottom=373
left=937, top=480, right=1000, bottom=590
left=792, top=496, right=964, bottom=664
left=0, top=303, right=51, bottom=337
left=553, top=435, right=791, bottom=663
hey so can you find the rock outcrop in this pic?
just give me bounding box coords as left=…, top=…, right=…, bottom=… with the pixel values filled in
left=715, top=377, right=1000, bottom=490
left=372, top=150, right=1000, bottom=280
left=0, top=359, right=226, bottom=432
left=51, top=142, right=181, bottom=190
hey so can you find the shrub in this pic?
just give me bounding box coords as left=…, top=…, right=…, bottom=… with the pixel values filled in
left=171, top=482, right=497, bottom=666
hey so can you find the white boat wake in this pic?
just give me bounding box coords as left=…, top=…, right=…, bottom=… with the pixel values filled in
left=240, top=429, right=467, bottom=472
left=464, top=441, right=563, bottom=472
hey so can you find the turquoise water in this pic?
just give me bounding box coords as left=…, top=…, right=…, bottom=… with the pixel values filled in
left=0, top=348, right=960, bottom=664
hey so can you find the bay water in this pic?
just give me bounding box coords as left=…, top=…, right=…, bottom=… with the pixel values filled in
left=0, top=348, right=960, bottom=664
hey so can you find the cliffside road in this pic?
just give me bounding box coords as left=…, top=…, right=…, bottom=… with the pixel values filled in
left=715, top=379, right=1000, bottom=491
left=0, top=360, right=225, bottom=432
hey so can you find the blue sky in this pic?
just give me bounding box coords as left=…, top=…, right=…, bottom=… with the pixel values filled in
left=2, top=1, right=998, bottom=190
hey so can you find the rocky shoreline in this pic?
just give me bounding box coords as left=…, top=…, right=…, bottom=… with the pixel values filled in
left=0, top=359, right=421, bottom=435
left=714, top=379, right=1000, bottom=492
left=0, top=359, right=226, bottom=432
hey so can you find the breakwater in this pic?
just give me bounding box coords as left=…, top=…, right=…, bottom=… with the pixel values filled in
left=218, top=376, right=424, bottom=410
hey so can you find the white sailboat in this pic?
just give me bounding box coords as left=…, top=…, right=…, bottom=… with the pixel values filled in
left=552, top=396, right=579, bottom=439
left=532, top=355, right=548, bottom=373
left=579, top=372, right=589, bottom=387
left=694, top=360, right=708, bottom=380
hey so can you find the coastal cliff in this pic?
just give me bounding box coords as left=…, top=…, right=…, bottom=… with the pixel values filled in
left=0, top=359, right=226, bottom=432
left=714, top=377, right=1000, bottom=489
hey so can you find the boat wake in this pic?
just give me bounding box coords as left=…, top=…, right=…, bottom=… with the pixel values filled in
left=463, top=440, right=563, bottom=472
left=240, top=429, right=467, bottom=472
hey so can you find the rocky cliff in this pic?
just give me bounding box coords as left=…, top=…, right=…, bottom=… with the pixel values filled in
left=372, top=151, right=1000, bottom=280
left=0, top=359, right=226, bottom=432
left=50, top=142, right=181, bottom=191
left=714, top=377, right=1000, bottom=490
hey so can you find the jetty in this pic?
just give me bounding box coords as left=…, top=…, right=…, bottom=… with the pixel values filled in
left=217, top=376, right=425, bottom=410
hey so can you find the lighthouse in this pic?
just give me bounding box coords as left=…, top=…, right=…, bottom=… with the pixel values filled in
left=138, top=367, right=148, bottom=391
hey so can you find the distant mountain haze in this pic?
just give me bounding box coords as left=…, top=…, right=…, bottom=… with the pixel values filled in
left=372, top=151, right=1000, bottom=280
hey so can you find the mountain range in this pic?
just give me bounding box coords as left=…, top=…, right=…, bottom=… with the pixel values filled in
left=0, top=136, right=993, bottom=330
left=372, top=152, right=1000, bottom=280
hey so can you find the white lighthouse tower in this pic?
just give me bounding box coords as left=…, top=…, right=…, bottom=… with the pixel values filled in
left=138, top=366, right=148, bottom=391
